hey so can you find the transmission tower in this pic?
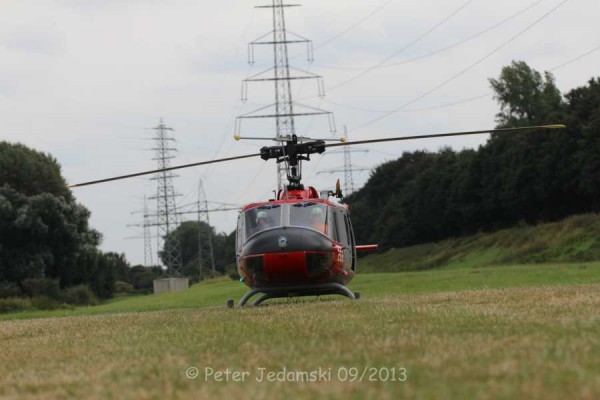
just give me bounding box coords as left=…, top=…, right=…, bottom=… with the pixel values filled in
left=149, top=118, right=182, bottom=275
left=197, top=179, right=216, bottom=279
left=317, top=129, right=369, bottom=195
left=126, top=198, right=158, bottom=266
left=236, top=0, right=336, bottom=191
left=143, top=195, right=154, bottom=267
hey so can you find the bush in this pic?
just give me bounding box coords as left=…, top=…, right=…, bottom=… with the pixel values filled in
left=0, top=297, right=32, bottom=314
left=114, top=281, right=134, bottom=296
left=225, top=263, right=240, bottom=281
left=30, top=296, right=65, bottom=310
left=0, top=282, right=22, bottom=299
left=63, top=285, right=99, bottom=306
left=21, top=278, right=62, bottom=300
left=129, top=267, right=160, bottom=290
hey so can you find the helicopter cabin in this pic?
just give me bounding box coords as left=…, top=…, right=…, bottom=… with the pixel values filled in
left=236, top=187, right=358, bottom=287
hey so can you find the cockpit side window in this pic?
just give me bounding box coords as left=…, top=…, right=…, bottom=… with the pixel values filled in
left=334, top=209, right=349, bottom=246
left=290, top=202, right=329, bottom=235
left=328, top=207, right=338, bottom=242
left=244, top=205, right=282, bottom=238
left=236, top=214, right=243, bottom=251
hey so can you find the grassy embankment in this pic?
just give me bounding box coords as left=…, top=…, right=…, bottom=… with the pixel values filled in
left=358, top=212, right=600, bottom=272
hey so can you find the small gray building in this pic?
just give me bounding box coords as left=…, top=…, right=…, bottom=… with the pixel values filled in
left=153, top=278, right=189, bottom=294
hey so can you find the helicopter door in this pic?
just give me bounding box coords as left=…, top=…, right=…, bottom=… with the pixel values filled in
left=236, top=213, right=245, bottom=260
left=345, top=213, right=357, bottom=271
left=333, top=209, right=353, bottom=271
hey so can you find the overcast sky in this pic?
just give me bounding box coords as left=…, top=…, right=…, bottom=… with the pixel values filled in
left=1, top=0, right=599, bottom=266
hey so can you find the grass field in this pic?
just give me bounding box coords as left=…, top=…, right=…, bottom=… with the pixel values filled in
left=358, top=213, right=600, bottom=273
left=1, top=263, right=600, bottom=399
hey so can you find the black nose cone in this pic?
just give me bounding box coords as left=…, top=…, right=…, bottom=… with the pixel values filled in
left=242, top=227, right=332, bottom=256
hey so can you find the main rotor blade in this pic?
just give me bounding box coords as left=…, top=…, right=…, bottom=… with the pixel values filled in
left=69, top=153, right=260, bottom=188
left=326, top=125, right=566, bottom=149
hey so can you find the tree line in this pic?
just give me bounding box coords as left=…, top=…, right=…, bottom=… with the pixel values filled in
left=347, top=61, right=600, bottom=251
left=0, top=139, right=237, bottom=312
left=161, top=221, right=236, bottom=281
left=0, top=143, right=163, bottom=309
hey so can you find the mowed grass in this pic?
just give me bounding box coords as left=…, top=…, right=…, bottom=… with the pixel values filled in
left=3, top=262, right=600, bottom=321
left=1, top=263, right=600, bottom=399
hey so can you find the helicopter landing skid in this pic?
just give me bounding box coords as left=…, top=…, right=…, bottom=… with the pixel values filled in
left=236, top=282, right=359, bottom=307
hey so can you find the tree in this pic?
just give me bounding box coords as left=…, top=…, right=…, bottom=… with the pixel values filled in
left=128, top=265, right=163, bottom=291
left=489, top=60, right=565, bottom=127
left=347, top=62, right=600, bottom=252
left=0, top=142, right=72, bottom=201
left=565, top=77, right=600, bottom=206
left=161, top=221, right=235, bottom=281
left=0, top=186, right=95, bottom=286
left=0, top=141, right=122, bottom=298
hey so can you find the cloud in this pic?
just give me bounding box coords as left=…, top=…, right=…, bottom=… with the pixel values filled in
left=1, top=0, right=599, bottom=265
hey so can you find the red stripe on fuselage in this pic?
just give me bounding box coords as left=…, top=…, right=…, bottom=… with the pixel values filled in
left=263, top=251, right=308, bottom=284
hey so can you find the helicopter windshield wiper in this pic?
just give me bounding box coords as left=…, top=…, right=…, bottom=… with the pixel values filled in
left=258, top=205, right=281, bottom=210
left=292, top=202, right=317, bottom=208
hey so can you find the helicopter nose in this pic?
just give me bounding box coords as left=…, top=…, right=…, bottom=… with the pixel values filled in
left=241, top=226, right=333, bottom=256
left=239, top=227, right=336, bottom=286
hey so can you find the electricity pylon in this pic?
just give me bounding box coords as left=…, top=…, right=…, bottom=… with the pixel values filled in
left=143, top=195, right=154, bottom=267
left=318, top=129, right=369, bottom=195
left=197, top=179, right=216, bottom=279
left=236, top=0, right=336, bottom=191
left=149, top=118, right=182, bottom=275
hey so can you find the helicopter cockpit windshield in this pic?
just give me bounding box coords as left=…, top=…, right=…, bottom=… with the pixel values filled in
left=290, top=202, right=329, bottom=235
left=245, top=205, right=282, bottom=237
left=242, top=202, right=333, bottom=241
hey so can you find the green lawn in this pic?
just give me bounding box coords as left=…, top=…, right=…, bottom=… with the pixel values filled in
left=3, top=262, right=600, bottom=321
left=2, top=263, right=600, bottom=399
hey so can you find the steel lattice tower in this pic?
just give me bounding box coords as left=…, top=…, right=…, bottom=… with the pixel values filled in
left=197, top=179, right=215, bottom=279
left=317, top=128, right=369, bottom=195
left=237, top=0, right=336, bottom=191
left=272, top=0, right=295, bottom=189
left=149, top=119, right=182, bottom=275
left=143, top=195, right=154, bottom=267
left=343, top=141, right=355, bottom=194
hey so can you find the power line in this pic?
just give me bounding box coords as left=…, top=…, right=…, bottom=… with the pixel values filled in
left=208, top=0, right=401, bottom=170
left=253, top=0, right=394, bottom=68
left=320, top=40, right=600, bottom=115
left=550, top=44, right=600, bottom=72
left=312, top=0, right=393, bottom=52
left=321, top=0, right=475, bottom=95
left=322, top=92, right=492, bottom=114
left=316, top=0, right=543, bottom=71
left=348, top=0, right=568, bottom=134
left=201, top=1, right=261, bottom=180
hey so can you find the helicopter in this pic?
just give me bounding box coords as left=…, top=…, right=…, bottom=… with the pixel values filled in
left=70, top=124, right=565, bottom=307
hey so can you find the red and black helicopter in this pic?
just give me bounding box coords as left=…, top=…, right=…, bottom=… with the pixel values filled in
left=70, top=124, right=564, bottom=307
